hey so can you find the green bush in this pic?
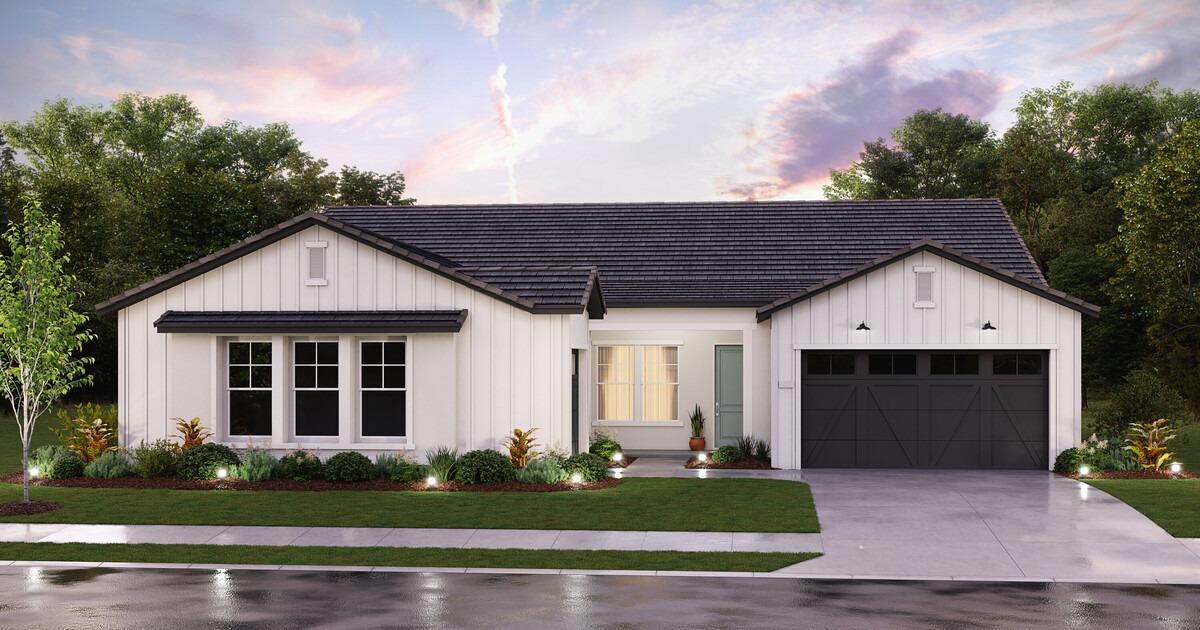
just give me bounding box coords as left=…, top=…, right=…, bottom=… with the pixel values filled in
left=389, top=462, right=427, bottom=483
left=454, top=449, right=517, bottom=484
left=1054, top=437, right=1137, bottom=474
left=84, top=451, right=134, bottom=478
left=563, top=452, right=608, bottom=482
left=279, top=450, right=324, bottom=481
left=516, top=456, right=568, bottom=484
left=177, top=443, right=241, bottom=480
left=424, top=446, right=459, bottom=483
left=711, top=445, right=742, bottom=463
left=29, top=445, right=84, bottom=479
left=752, top=438, right=771, bottom=461
left=232, top=449, right=278, bottom=481
left=1093, top=368, right=1192, bottom=439
left=588, top=431, right=623, bottom=461
left=132, top=439, right=178, bottom=478
left=325, top=452, right=375, bottom=482
left=1053, top=447, right=1080, bottom=473
left=373, top=454, right=407, bottom=480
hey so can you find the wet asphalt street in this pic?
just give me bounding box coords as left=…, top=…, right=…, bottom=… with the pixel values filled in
left=0, top=567, right=1198, bottom=629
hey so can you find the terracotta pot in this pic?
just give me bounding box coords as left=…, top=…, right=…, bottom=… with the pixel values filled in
left=688, top=437, right=706, bottom=452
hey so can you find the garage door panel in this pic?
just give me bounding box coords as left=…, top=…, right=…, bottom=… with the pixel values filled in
left=991, top=441, right=1048, bottom=469
left=928, top=441, right=988, bottom=468
left=854, top=407, right=919, bottom=441
left=928, top=409, right=982, bottom=441
left=863, top=384, right=919, bottom=409
left=802, top=384, right=858, bottom=411
left=991, top=384, right=1049, bottom=411
left=928, top=384, right=983, bottom=410
left=802, top=410, right=857, bottom=440
left=803, top=440, right=857, bottom=468
left=856, top=440, right=919, bottom=468
left=988, top=411, right=1045, bottom=441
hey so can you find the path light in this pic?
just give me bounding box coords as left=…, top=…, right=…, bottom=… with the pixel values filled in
left=570, top=472, right=583, bottom=485
left=28, top=466, right=40, bottom=479
left=698, top=468, right=708, bottom=479
left=1078, top=465, right=1090, bottom=477
left=697, top=452, right=708, bottom=463
left=215, top=467, right=229, bottom=480
left=612, top=451, right=624, bottom=463
left=1170, top=462, right=1183, bottom=476
left=426, top=475, right=438, bottom=488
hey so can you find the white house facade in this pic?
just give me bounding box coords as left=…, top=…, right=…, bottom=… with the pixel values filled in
left=97, top=200, right=1098, bottom=470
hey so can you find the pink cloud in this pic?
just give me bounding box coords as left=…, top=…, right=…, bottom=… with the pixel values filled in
left=435, top=0, right=506, bottom=40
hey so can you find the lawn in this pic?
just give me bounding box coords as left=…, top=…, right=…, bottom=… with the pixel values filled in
left=1086, top=479, right=1200, bottom=538
left=0, top=542, right=817, bottom=572
left=0, top=478, right=820, bottom=533
left=0, top=415, right=58, bottom=475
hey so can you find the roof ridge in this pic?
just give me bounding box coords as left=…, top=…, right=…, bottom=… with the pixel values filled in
left=327, top=198, right=1003, bottom=210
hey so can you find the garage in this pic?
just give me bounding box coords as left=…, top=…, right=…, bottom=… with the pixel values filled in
left=800, top=351, right=1049, bottom=469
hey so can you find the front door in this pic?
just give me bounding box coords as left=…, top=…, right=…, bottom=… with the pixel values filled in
left=715, top=345, right=744, bottom=447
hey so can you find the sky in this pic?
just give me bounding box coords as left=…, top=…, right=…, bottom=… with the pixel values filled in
left=1, top=0, right=1198, bottom=203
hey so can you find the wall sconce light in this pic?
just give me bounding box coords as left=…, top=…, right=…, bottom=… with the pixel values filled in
left=981, top=321, right=997, bottom=331
left=856, top=321, right=870, bottom=331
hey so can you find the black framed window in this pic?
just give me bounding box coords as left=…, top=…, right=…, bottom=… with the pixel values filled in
left=807, top=353, right=855, bottom=375
left=294, top=341, right=338, bottom=436
left=360, top=340, right=407, bottom=437
left=930, top=353, right=980, bottom=375
left=868, top=353, right=917, bottom=375
left=228, top=341, right=272, bottom=436
left=994, top=352, right=1042, bottom=376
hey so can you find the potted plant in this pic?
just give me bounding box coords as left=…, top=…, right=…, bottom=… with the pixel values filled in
left=688, top=404, right=706, bottom=451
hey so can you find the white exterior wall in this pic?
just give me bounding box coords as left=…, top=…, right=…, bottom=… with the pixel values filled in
left=117, top=224, right=574, bottom=461
left=769, top=250, right=1083, bottom=470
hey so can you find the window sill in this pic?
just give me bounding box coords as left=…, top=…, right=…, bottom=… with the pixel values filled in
left=217, top=441, right=414, bottom=451
left=596, top=420, right=683, bottom=428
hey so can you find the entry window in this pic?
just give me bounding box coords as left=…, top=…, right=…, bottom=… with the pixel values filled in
left=360, top=340, right=407, bottom=437
left=642, top=346, right=679, bottom=421
left=597, top=346, right=634, bottom=421
left=868, top=353, right=917, bottom=375
left=807, top=353, right=856, bottom=375
left=294, top=340, right=339, bottom=436
left=994, top=352, right=1042, bottom=375
left=930, top=353, right=980, bottom=375
left=228, top=341, right=272, bottom=436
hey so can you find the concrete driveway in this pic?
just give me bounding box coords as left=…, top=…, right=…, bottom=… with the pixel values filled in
left=781, top=469, right=1200, bottom=582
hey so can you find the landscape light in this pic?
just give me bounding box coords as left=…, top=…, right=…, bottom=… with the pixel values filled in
left=1170, top=462, right=1183, bottom=476
left=697, top=452, right=708, bottom=463
left=570, top=472, right=583, bottom=485
left=426, top=476, right=438, bottom=487
left=28, top=466, right=40, bottom=479
left=698, top=469, right=708, bottom=479
left=612, top=452, right=624, bottom=463
left=215, top=467, right=228, bottom=480
left=1078, top=465, right=1090, bottom=477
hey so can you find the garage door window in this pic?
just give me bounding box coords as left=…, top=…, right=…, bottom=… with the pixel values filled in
left=807, top=353, right=855, bottom=375
left=994, top=352, right=1042, bottom=375
left=868, top=353, right=917, bottom=375
left=930, top=353, right=980, bottom=375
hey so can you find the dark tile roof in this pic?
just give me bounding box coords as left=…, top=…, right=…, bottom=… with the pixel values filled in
left=458, top=266, right=606, bottom=318
left=324, top=199, right=1048, bottom=307
left=154, top=310, right=468, bottom=333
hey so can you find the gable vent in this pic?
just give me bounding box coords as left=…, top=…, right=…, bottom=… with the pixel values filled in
left=913, top=266, right=935, bottom=308
left=305, top=241, right=328, bottom=286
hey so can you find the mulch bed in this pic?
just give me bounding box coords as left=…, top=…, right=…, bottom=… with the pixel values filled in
left=684, top=457, right=776, bottom=470
left=1060, top=470, right=1197, bottom=480
left=0, top=500, right=62, bottom=516
left=2, top=472, right=621, bottom=492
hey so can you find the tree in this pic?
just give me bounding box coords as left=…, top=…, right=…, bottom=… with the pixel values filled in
left=336, top=166, right=416, bottom=206
left=0, top=199, right=93, bottom=503
left=824, top=109, right=998, bottom=199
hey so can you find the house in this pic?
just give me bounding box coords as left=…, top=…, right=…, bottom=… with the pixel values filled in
left=96, top=199, right=1098, bottom=470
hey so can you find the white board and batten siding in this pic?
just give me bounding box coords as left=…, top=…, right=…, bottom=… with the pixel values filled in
left=769, top=250, right=1082, bottom=470
left=117, top=224, right=574, bottom=461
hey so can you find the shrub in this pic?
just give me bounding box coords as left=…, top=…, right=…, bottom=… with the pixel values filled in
left=52, top=403, right=118, bottom=461
left=424, top=446, right=459, bottom=483
left=325, top=451, right=376, bottom=482
left=563, top=452, right=608, bottom=482
left=390, top=462, right=426, bottom=483
left=454, top=449, right=517, bottom=484
left=232, top=449, right=278, bottom=482
left=1053, top=447, right=1080, bottom=473
left=516, top=456, right=567, bottom=484
left=174, top=417, right=213, bottom=451
left=711, top=445, right=741, bottom=463
left=589, top=430, right=622, bottom=461
left=1065, top=434, right=1137, bottom=472
left=1093, top=368, right=1191, bottom=439
left=177, top=443, right=241, bottom=480
left=1124, top=419, right=1177, bottom=471
left=84, top=451, right=134, bottom=478
left=132, top=439, right=178, bottom=478
left=279, top=450, right=324, bottom=481
left=373, top=453, right=407, bottom=480
left=689, top=404, right=706, bottom=439
left=29, top=445, right=84, bottom=479
left=734, top=436, right=756, bottom=460
left=752, top=437, right=771, bottom=462
left=503, top=427, right=540, bottom=468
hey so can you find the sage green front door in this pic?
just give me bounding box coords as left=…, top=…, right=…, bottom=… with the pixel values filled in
left=715, top=345, right=744, bottom=447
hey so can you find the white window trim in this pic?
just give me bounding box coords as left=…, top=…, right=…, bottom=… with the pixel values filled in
left=356, top=337, right=413, bottom=444
left=226, top=338, right=273, bottom=441
left=292, top=338, right=340, bottom=440
left=913, top=265, right=936, bottom=309
left=304, top=240, right=329, bottom=287
left=594, top=343, right=682, bottom=426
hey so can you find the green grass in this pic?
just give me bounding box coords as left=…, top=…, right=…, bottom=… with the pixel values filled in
left=0, top=542, right=818, bottom=572
left=0, top=415, right=58, bottom=475
left=1087, top=479, right=1200, bottom=538
left=1172, top=423, right=1200, bottom=471
left=0, top=478, right=820, bottom=533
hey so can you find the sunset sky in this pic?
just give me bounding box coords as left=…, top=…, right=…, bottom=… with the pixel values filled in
left=2, top=0, right=1198, bottom=203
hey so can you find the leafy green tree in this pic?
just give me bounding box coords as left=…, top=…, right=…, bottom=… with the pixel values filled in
left=824, top=109, right=998, bottom=199
left=0, top=199, right=94, bottom=503
left=336, top=166, right=416, bottom=206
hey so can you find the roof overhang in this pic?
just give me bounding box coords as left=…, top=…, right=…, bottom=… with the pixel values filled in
left=154, top=310, right=468, bottom=334
left=755, top=240, right=1101, bottom=322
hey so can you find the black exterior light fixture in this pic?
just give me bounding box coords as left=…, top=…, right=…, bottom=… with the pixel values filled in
left=856, top=321, right=871, bottom=331
left=981, top=320, right=997, bottom=331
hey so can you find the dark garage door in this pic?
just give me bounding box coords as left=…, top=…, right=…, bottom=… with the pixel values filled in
left=800, top=351, right=1048, bottom=469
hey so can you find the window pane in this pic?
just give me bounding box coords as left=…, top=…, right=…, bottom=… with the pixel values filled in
left=956, top=354, right=980, bottom=375
left=229, top=342, right=249, bottom=365
left=362, top=391, right=405, bottom=437
left=384, top=342, right=405, bottom=365
left=807, top=354, right=831, bottom=375
left=598, top=383, right=632, bottom=420
left=362, top=342, right=382, bottom=365
left=643, top=383, right=678, bottom=421
left=317, top=366, right=338, bottom=388
left=994, top=353, right=1017, bottom=375
left=317, top=342, right=338, bottom=365
left=295, top=391, right=338, bottom=436
left=229, top=366, right=250, bottom=388
left=229, top=391, right=271, bottom=436
left=930, top=354, right=955, bottom=375
left=251, top=342, right=271, bottom=365
left=294, top=366, right=316, bottom=389
left=1017, top=353, right=1042, bottom=375
left=361, top=365, right=382, bottom=389
left=597, top=346, right=632, bottom=383
left=251, top=366, right=272, bottom=388
left=893, top=354, right=917, bottom=374
left=384, top=365, right=405, bottom=389
left=868, top=354, right=892, bottom=375
left=643, top=346, right=678, bottom=383
left=830, top=353, right=856, bottom=375
left=295, top=342, right=315, bottom=365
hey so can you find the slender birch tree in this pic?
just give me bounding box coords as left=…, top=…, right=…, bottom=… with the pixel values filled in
left=0, top=199, right=93, bottom=503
